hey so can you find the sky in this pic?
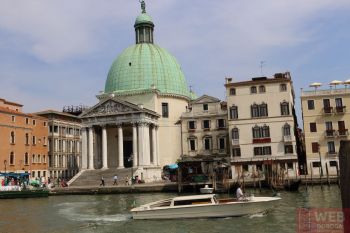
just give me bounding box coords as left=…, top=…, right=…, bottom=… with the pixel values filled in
left=1, top=0, right=350, bottom=124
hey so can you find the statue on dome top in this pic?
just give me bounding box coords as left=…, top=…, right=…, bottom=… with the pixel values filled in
left=139, top=0, right=146, bottom=13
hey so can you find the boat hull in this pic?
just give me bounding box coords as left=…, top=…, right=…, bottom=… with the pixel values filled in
left=132, top=197, right=280, bottom=220
left=0, top=190, right=49, bottom=199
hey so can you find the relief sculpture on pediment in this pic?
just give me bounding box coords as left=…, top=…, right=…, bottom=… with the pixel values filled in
left=88, top=101, right=135, bottom=116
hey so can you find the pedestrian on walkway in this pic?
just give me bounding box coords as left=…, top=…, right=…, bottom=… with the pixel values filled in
left=113, top=175, right=118, bottom=185
left=100, top=176, right=105, bottom=186
left=125, top=176, right=129, bottom=185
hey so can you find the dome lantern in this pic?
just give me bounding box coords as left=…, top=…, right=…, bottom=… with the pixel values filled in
left=134, top=1, right=154, bottom=44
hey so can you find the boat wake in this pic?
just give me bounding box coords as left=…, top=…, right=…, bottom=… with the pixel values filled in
left=248, top=212, right=267, bottom=219
left=56, top=202, right=132, bottom=222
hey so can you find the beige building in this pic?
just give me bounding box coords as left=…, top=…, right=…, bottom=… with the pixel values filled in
left=301, top=86, right=349, bottom=176
left=35, top=110, right=82, bottom=179
left=0, top=98, right=48, bottom=179
left=180, top=95, right=228, bottom=157
left=225, top=72, right=299, bottom=178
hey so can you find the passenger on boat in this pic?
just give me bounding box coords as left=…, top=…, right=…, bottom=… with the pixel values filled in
left=236, top=184, right=245, bottom=200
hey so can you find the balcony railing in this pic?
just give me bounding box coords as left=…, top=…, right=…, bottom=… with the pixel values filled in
left=325, top=129, right=336, bottom=137
left=335, top=106, right=346, bottom=113
left=283, top=135, right=292, bottom=142
left=323, top=107, right=333, bottom=114
left=252, top=138, right=271, bottom=144
left=338, top=129, right=349, bottom=137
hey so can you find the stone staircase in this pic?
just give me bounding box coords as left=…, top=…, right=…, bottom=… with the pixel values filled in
left=69, top=168, right=137, bottom=187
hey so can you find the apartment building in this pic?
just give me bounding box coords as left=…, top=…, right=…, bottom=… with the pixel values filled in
left=0, top=98, right=48, bottom=179
left=36, top=110, right=82, bottom=179
left=301, top=86, right=349, bottom=176
left=225, top=72, right=300, bottom=178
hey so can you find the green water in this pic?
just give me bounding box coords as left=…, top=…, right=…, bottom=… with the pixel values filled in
left=0, top=186, right=341, bottom=233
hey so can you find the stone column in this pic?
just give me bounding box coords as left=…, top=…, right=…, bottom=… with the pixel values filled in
left=155, top=126, right=160, bottom=166
left=118, top=125, right=124, bottom=168
left=101, top=125, right=108, bottom=169
left=151, top=125, right=157, bottom=165
left=132, top=124, right=138, bottom=167
left=81, top=128, right=88, bottom=169
left=143, top=124, right=151, bottom=166
left=88, top=127, right=94, bottom=170
left=138, top=124, right=144, bottom=166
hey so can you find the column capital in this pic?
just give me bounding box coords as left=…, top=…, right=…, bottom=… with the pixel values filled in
left=116, top=123, right=123, bottom=128
left=100, top=124, right=107, bottom=129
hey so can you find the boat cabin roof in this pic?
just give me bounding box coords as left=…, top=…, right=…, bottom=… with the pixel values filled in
left=173, top=194, right=215, bottom=201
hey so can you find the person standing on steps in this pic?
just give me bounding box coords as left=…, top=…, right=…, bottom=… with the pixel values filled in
left=100, top=176, right=105, bottom=186
left=113, top=174, right=118, bottom=185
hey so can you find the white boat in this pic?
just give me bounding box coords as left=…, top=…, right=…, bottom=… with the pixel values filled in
left=131, top=194, right=281, bottom=220
left=200, top=185, right=214, bottom=194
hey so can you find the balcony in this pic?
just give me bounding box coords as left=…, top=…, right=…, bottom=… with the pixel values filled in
left=252, top=138, right=271, bottom=144
left=232, top=139, right=240, bottom=146
left=325, top=129, right=336, bottom=138
left=335, top=106, right=346, bottom=114
left=188, top=128, right=196, bottom=133
left=338, top=129, right=349, bottom=137
left=283, top=135, right=293, bottom=142
left=323, top=106, right=333, bottom=114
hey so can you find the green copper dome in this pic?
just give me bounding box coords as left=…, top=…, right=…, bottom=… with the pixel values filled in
left=135, top=13, right=153, bottom=25
left=105, top=43, right=191, bottom=98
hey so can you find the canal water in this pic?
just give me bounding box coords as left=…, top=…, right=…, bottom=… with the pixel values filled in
left=0, top=185, right=341, bottom=233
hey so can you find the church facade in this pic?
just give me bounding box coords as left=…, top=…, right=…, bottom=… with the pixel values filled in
left=79, top=2, right=195, bottom=182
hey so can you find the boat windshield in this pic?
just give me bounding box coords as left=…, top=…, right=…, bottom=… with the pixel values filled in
left=149, top=200, right=172, bottom=208
left=173, top=198, right=212, bottom=206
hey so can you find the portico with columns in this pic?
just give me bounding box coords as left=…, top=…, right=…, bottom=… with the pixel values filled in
left=80, top=97, right=161, bottom=182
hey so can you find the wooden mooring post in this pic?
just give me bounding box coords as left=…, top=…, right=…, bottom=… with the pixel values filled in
left=304, top=163, right=308, bottom=191
left=339, top=140, right=350, bottom=231
left=310, top=162, right=313, bottom=187
left=325, top=163, right=330, bottom=186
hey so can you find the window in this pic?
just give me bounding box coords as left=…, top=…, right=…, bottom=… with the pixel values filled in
left=10, top=131, right=15, bottom=144
left=327, top=141, right=335, bottom=154
left=252, top=126, right=261, bottom=139
left=217, top=119, right=225, bottom=128
left=43, top=155, right=46, bottom=164
left=250, top=86, right=257, bottom=94
left=280, top=101, right=290, bottom=115
left=329, top=161, right=338, bottom=167
left=251, top=104, right=259, bottom=117
left=259, top=85, right=266, bottom=93
left=32, top=154, right=35, bottom=164
left=219, top=138, right=225, bottom=150
left=325, top=121, right=333, bottom=130
left=232, top=128, right=239, bottom=140
left=307, top=100, right=315, bottom=110
left=312, top=142, right=319, bottom=153
left=162, top=103, right=169, bottom=118
left=232, top=147, right=241, bottom=157
left=38, top=154, right=41, bottom=163
left=254, top=146, right=271, bottom=156
left=9, top=152, right=15, bottom=165
left=312, top=162, right=321, bottom=168
left=43, top=137, right=47, bottom=146
left=203, top=104, right=208, bottom=111
left=189, top=138, right=196, bottom=151
left=335, top=98, right=343, bottom=107
left=204, top=137, right=211, bottom=150
left=43, top=122, right=47, bottom=127
left=338, top=121, right=346, bottom=131
left=242, top=165, right=249, bottom=172
left=262, top=125, right=270, bottom=138
left=310, top=123, right=317, bottom=132
left=11, top=115, right=15, bottom=122
left=284, top=145, right=293, bottom=154
left=25, top=133, right=29, bottom=145
left=259, top=103, right=268, bottom=117
left=203, top=120, right=210, bottom=129
left=32, top=136, right=36, bottom=145
left=32, top=119, right=36, bottom=125
left=287, top=163, right=294, bottom=169
left=188, top=121, right=196, bottom=130
left=229, top=88, right=236, bottom=95
left=283, top=124, right=291, bottom=136
left=25, top=118, right=29, bottom=124
left=24, top=153, right=29, bottom=165
left=280, top=84, right=287, bottom=91
left=229, top=105, right=238, bottom=119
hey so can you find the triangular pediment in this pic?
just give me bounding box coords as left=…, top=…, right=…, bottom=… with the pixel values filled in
left=191, top=95, right=221, bottom=104
left=80, top=97, right=148, bottom=118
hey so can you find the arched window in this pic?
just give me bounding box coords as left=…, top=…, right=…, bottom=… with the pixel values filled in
left=9, top=152, right=15, bottom=165
left=262, top=125, right=270, bottom=138
left=229, top=105, right=238, bottom=119
left=251, top=104, right=259, bottom=117
left=283, top=123, right=291, bottom=136
left=32, top=154, right=35, bottom=164
left=43, top=155, right=46, bottom=163
left=259, top=85, right=266, bottom=93
left=10, top=131, right=15, bottom=144
left=232, top=128, right=239, bottom=140
left=252, top=125, right=261, bottom=139
left=229, top=88, right=236, bottom=95
left=38, top=154, right=41, bottom=163
left=280, top=83, right=287, bottom=91
left=203, top=136, right=212, bottom=151
left=24, top=153, right=29, bottom=165
left=25, top=133, right=29, bottom=145
left=280, top=101, right=290, bottom=115
left=259, top=103, right=268, bottom=117
left=250, top=86, right=257, bottom=94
